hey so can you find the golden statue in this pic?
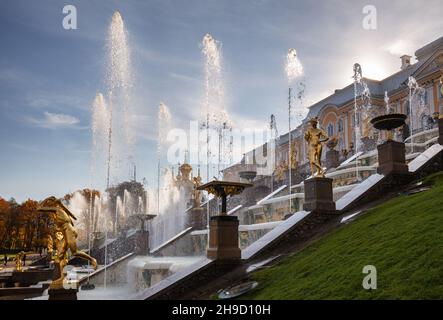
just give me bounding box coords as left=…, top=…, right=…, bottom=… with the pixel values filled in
left=274, top=160, right=288, bottom=182
left=38, top=196, right=97, bottom=289
left=14, top=251, right=25, bottom=272
left=290, top=140, right=298, bottom=169
left=193, top=174, right=203, bottom=207
left=304, top=117, right=329, bottom=177
left=362, top=115, right=371, bottom=138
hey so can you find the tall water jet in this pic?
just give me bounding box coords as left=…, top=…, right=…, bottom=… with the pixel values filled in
left=269, top=114, right=279, bottom=191
left=91, top=93, right=110, bottom=184
left=384, top=91, right=390, bottom=114
left=407, top=76, right=426, bottom=153
left=353, top=63, right=363, bottom=154
left=201, top=33, right=230, bottom=181
left=157, top=102, right=172, bottom=216
left=100, top=11, right=134, bottom=288
left=105, top=11, right=134, bottom=185
left=201, top=33, right=230, bottom=227
left=90, top=93, right=109, bottom=266
left=352, top=63, right=373, bottom=180
left=285, top=48, right=304, bottom=209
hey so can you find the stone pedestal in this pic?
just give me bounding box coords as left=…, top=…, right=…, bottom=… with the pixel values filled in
left=377, top=140, right=409, bottom=175
left=188, top=207, right=206, bottom=230
left=326, top=150, right=340, bottom=169
left=207, top=215, right=241, bottom=261
left=438, top=118, right=443, bottom=145
left=48, top=288, right=78, bottom=300
left=135, top=230, right=149, bottom=255
left=303, top=177, right=336, bottom=213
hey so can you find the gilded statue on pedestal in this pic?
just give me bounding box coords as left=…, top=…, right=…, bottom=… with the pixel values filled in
left=38, top=196, right=97, bottom=289
left=14, top=251, right=25, bottom=271
left=304, top=117, right=329, bottom=177
left=362, top=115, right=372, bottom=138
left=193, top=174, right=203, bottom=208
left=274, top=160, right=288, bottom=182
left=290, top=140, right=298, bottom=169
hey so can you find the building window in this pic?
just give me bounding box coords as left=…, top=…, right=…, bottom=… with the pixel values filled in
left=338, top=119, right=343, bottom=132
left=327, top=123, right=334, bottom=137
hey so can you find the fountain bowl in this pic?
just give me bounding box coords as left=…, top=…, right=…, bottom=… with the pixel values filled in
left=370, top=113, right=407, bottom=131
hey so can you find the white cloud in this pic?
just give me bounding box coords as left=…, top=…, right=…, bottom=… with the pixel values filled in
left=382, top=39, right=415, bottom=57
left=28, top=112, right=82, bottom=129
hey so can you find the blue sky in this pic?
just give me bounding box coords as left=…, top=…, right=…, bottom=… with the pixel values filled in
left=0, top=0, right=442, bottom=201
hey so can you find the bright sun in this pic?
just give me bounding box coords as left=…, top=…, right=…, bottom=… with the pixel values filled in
left=359, top=57, right=393, bottom=80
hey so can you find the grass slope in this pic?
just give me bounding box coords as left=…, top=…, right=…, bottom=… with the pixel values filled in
left=243, top=172, right=443, bottom=299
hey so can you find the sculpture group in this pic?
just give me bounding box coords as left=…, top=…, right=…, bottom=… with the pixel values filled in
left=38, top=196, right=97, bottom=289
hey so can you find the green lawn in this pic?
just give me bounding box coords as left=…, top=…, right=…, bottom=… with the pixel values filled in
left=242, top=172, right=443, bottom=299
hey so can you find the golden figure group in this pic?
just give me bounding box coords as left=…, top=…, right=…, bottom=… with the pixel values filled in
left=304, top=117, right=329, bottom=177
left=38, top=196, right=97, bottom=289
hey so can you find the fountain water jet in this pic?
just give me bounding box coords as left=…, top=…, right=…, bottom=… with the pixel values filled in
left=352, top=63, right=372, bottom=181
left=285, top=48, right=304, bottom=212
left=201, top=34, right=230, bottom=180
left=157, top=102, right=172, bottom=216
left=201, top=33, right=231, bottom=226
left=105, top=11, right=135, bottom=185
left=407, top=76, right=427, bottom=153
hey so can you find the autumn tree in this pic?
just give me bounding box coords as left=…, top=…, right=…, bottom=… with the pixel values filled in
left=0, top=197, right=11, bottom=250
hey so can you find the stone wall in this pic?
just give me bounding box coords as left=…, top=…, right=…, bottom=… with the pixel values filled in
left=80, top=253, right=135, bottom=286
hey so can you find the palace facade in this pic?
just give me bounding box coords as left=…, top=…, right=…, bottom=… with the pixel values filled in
left=224, top=36, right=443, bottom=183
